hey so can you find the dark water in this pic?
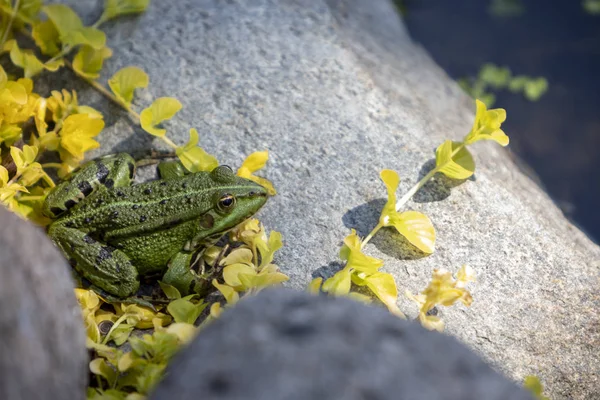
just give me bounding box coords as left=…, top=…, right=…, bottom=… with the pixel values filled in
left=402, top=0, right=600, bottom=244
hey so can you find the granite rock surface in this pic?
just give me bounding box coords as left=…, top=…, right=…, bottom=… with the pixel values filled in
left=25, top=0, right=600, bottom=398
left=0, top=207, right=87, bottom=399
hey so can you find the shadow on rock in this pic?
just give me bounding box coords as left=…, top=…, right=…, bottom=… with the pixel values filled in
left=311, top=262, right=345, bottom=281
left=412, top=159, right=475, bottom=203
left=343, top=199, right=429, bottom=260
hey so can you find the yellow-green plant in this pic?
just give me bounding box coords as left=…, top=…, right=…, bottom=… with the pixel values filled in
left=523, top=375, right=550, bottom=400
left=311, top=99, right=508, bottom=331
left=0, top=2, right=284, bottom=398
left=459, top=63, right=548, bottom=107
left=80, top=218, right=286, bottom=398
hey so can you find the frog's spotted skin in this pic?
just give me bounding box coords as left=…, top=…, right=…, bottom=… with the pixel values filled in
left=43, top=154, right=136, bottom=218
left=44, top=154, right=269, bottom=300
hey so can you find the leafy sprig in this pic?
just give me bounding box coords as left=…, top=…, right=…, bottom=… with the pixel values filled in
left=76, top=220, right=287, bottom=397
left=311, top=99, right=507, bottom=331
left=459, top=63, right=548, bottom=107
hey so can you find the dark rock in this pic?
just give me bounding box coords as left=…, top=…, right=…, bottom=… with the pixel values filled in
left=0, top=207, right=87, bottom=399
left=151, top=289, right=533, bottom=400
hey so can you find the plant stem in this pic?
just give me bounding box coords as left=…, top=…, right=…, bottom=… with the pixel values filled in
left=395, top=142, right=465, bottom=211
left=65, top=59, right=142, bottom=123
left=0, top=0, right=20, bottom=49
left=41, top=162, right=62, bottom=169
left=46, top=45, right=72, bottom=66
left=101, top=312, right=132, bottom=345
left=361, top=222, right=383, bottom=248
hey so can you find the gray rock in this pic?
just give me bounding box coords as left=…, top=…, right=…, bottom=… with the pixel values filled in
left=150, top=289, right=533, bottom=400
left=30, top=0, right=600, bottom=398
left=0, top=207, right=87, bottom=399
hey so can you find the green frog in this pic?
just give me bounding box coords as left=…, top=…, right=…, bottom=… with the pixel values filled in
left=43, top=153, right=268, bottom=303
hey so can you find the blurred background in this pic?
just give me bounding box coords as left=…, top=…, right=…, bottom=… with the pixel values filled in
left=397, top=0, right=600, bottom=244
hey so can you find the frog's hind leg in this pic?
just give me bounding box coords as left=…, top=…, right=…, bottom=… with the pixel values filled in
left=43, top=153, right=136, bottom=218
left=49, top=224, right=140, bottom=298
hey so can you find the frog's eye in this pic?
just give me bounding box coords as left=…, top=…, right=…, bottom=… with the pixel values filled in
left=217, top=194, right=236, bottom=211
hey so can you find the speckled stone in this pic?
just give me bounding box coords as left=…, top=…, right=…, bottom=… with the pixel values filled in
left=26, top=0, right=600, bottom=398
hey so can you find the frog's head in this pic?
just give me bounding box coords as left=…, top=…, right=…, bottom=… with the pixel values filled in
left=194, top=165, right=269, bottom=242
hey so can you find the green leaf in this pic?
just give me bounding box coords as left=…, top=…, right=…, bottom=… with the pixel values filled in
left=139, top=97, right=181, bottom=136
left=583, top=0, right=600, bottom=14
left=72, top=45, right=113, bottom=79
left=389, top=210, right=436, bottom=254
left=175, top=128, right=219, bottom=172
left=508, top=75, right=528, bottom=92
left=89, top=358, right=119, bottom=387
left=32, top=20, right=60, bottom=56
left=435, top=140, right=475, bottom=179
left=158, top=281, right=181, bottom=300
left=108, top=323, right=134, bottom=346
left=43, top=4, right=106, bottom=49
left=108, top=66, right=149, bottom=106
left=478, top=63, right=511, bottom=89
left=166, top=298, right=207, bottom=324
left=523, top=77, right=548, bottom=101
left=102, top=0, right=150, bottom=21
left=6, top=39, right=60, bottom=78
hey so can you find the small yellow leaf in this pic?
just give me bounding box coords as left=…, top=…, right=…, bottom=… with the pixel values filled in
left=435, top=140, right=475, bottom=179
left=32, top=20, right=60, bottom=56
left=108, top=66, right=149, bottom=106
left=117, top=352, right=133, bottom=372
left=210, top=302, right=222, bottom=318
left=362, top=272, right=405, bottom=317
left=464, top=99, right=509, bottom=146
left=4, top=81, right=28, bottom=104
left=102, top=0, right=150, bottom=21
left=223, top=263, right=256, bottom=288
left=257, top=230, right=283, bottom=269
left=43, top=5, right=84, bottom=37
left=73, top=45, right=113, bottom=80
left=340, top=229, right=384, bottom=274
left=321, top=268, right=352, bottom=296
left=43, top=5, right=105, bottom=49
left=389, top=211, right=435, bottom=254
left=347, top=292, right=373, bottom=303
left=308, top=277, right=323, bottom=294
left=0, top=166, right=8, bottom=186
left=220, top=247, right=253, bottom=266
left=158, top=281, right=181, bottom=300
left=212, top=280, right=239, bottom=304
left=59, top=114, right=104, bottom=160
left=175, top=128, right=219, bottom=172
left=456, top=265, right=476, bottom=287
left=6, top=39, right=63, bottom=78
left=237, top=151, right=276, bottom=195
left=165, top=322, right=197, bottom=344
left=139, top=97, right=181, bottom=136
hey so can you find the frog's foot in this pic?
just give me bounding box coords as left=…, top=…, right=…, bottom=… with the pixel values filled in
left=162, top=252, right=209, bottom=297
